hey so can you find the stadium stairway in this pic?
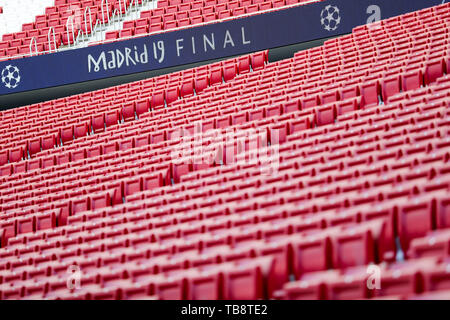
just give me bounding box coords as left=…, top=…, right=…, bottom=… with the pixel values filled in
left=0, top=2, right=449, bottom=300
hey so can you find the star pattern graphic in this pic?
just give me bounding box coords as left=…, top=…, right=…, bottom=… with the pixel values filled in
left=1, top=65, right=21, bottom=89
left=320, top=5, right=341, bottom=32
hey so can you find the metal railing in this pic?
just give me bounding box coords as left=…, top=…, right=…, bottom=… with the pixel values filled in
left=129, top=0, right=140, bottom=21
left=83, top=6, right=93, bottom=42
left=48, top=27, right=57, bottom=53
left=66, top=15, right=76, bottom=48
left=29, top=37, right=38, bottom=56
left=101, top=0, right=111, bottom=25
left=118, top=0, right=125, bottom=18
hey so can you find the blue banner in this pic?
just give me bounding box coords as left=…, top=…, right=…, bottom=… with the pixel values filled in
left=0, top=0, right=445, bottom=96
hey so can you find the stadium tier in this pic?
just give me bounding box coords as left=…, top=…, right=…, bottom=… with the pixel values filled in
left=0, top=1, right=449, bottom=301
left=104, top=0, right=320, bottom=41
left=0, top=0, right=321, bottom=61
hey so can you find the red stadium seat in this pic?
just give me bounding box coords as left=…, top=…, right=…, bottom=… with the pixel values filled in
left=122, top=102, right=136, bottom=121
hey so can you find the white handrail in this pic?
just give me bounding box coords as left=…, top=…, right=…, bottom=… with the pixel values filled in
left=29, top=37, right=38, bottom=56
left=47, top=27, right=57, bottom=53
left=130, top=0, right=139, bottom=20
left=109, top=8, right=119, bottom=30
left=101, top=0, right=110, bottom=25
left=84, top=6, right=93, bottom=40
left=93, top=19, right=102, bottom=42
left=118, top=0, right=125, bottom=18
left=66, top=16, right=76, bottom=48
left=75, top=29, right=83, bottom=44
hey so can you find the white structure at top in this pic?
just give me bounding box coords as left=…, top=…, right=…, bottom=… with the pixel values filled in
left=0, top=0, right=55, bottom=38
left=75, top=0, right=157, bottom=49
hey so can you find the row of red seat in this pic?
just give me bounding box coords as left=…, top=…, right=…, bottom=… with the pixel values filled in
left=3, top=12, right=449, bottom=153
left=275, top=257, right=450, bottom=299
left=0, top=90, right=446, bottom=220
left=0, top=51, right=267, bottom=164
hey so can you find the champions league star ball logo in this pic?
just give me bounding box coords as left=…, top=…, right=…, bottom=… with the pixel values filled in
left=1, top=65, right=21, bottom=89
left=320, top=5, right=341, bottom=31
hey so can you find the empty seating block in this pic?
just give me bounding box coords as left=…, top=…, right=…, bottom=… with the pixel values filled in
left=0, top=2, right=449, bottom=301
